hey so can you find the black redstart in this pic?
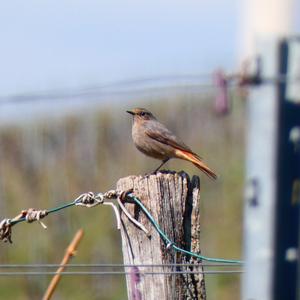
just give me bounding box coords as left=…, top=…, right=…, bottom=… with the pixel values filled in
left=127, top=108, right=217, bottom=179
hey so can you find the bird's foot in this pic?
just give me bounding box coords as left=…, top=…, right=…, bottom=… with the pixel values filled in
left=143, top=170, right=158, bottom=176
left=143, top=169, right=175, bottom=177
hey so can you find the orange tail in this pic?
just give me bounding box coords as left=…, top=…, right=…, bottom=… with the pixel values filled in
left=175, top=149, right=218, bottom=180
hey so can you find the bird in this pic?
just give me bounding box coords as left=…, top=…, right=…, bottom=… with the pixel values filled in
left=126, top=108, right=217, bottom=179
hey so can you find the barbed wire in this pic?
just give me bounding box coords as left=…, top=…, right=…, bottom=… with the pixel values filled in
left=0, top=189, right=243, bottom=265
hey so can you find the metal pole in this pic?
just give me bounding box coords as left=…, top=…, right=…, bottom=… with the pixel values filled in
left=242, top=37, right=300, bottom=300
left=242, top=38, right=280, bottom=300
left=273, top=38, right=300, bottom=300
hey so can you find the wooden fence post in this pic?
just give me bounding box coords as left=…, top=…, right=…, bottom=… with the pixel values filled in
left=117, top=171, right=206, bottom=300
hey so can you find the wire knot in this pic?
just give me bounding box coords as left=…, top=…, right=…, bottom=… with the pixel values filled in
left=0, top=218, right=12, bottom=243
left=75, top=192, right=104, bottom=207
left=119, top=189, right=134, bottom=203
left=25, top=208, right=48, bottom=229
left=73, top=191, right=122, bottom=230
left=103, top=190, right=121, bottom=199
left=117, top=190, right=150, bottom=237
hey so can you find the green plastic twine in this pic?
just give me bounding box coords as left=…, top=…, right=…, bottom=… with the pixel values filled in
left=10, top=201, right=76, bottom=226
left=7, top=191, right=243, bottom=265
left=128, top=194, right=243, bottom=265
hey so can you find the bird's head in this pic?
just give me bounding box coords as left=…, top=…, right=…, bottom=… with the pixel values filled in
left=126, top=108, right=156, bottom=121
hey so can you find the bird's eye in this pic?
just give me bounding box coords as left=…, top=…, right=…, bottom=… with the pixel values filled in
left=140, top=112, right=146, bottom=116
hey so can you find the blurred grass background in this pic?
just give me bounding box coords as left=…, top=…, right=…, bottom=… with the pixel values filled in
left=0, top=89, right=245, bottom=300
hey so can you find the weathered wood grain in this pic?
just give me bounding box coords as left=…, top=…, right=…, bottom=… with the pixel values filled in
left=117, top=171, right=206, bottom=300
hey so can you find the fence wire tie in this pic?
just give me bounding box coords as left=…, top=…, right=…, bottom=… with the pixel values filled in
left=117, top=189, right=150, bottom=237
left=0, top=189, right=243, bottom=263
left=74, top=191, right=121, bottom=230
left=127, top=193, right=243, bottom=264
left=0, top=219, right=12, bottom=243
left=74, top=192, right=104, bottom=207
left=0, top=208, right=49, bottom=243
left=24, top=208, right=48, bottom=229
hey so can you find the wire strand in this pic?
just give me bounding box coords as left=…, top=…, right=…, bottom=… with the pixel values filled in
left=1, top=190, right=243, bottom=265
left=128, top=194, right=243, bottom=265
left=0, top=270, right=244, bottom=276
left=0, top=72, right=299, bottom=105
left=0, top=263, right=242, bottom=269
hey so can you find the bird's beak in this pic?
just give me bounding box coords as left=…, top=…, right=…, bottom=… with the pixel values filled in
left=126, top=110, right=135, bottom=115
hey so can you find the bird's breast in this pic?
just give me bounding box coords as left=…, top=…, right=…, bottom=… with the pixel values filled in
left=131, top=122, right=173, bottom=160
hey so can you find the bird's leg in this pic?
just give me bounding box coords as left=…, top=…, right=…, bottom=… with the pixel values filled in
left=153, top=158, right=170, bottom=173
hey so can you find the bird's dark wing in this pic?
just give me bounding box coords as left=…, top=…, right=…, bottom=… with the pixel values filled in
left=145, top=121, right=201, bottom=159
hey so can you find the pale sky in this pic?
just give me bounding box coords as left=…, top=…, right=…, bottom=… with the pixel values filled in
left=0, top=0, right=239, bottom=97
left=0, top=0, right=299, bottom=97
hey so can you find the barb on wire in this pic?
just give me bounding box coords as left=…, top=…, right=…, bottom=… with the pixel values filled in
left=0, top=188, right=242, bottom=265
left=74, top=191, right=121, bottom=229
left=0, top=219, right=12, bottom=243
left=0, top=191, right=121, bottom=243
left=25, top=208, right=48, bottom=229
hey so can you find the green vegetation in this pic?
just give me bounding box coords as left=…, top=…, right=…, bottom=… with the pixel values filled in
left=0, top=91, right=245, bottom=299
